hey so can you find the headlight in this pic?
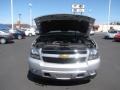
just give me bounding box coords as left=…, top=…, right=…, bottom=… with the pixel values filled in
left=88, top=49, right=99, bottom=60
left=30, top=47, right=40, bottom=60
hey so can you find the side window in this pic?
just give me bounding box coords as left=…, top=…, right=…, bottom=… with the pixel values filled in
left=112, top=31, right=117, bottom=33
left=108, top=30, right=117, bottom=33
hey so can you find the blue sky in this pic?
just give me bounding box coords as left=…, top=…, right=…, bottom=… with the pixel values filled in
left=0, top=0, right=120, bottom=24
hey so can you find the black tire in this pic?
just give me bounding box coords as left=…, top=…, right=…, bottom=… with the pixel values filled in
left=27, top=70, right=41, bottom=80
left=104, top=36, right=108, bottom=39
left=0, top=38, right=7, bottom=44
left=18, top=35, right=22, bottom=39
left=29, top=33, right=32, bottom=36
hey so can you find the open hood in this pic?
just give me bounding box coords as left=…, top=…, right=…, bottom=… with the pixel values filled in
left=35, top=14, right=95, bottom=36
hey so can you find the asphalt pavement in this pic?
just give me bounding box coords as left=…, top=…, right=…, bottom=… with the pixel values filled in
left=0, top=34, right=120, bottom=90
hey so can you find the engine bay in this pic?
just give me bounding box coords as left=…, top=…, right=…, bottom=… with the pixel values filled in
left=34, top=31, right=96, bottom=49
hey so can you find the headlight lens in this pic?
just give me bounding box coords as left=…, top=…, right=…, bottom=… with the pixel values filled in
left=88, top=49, right=99, bottom=60
left=30, top=47, right=40, bottom=59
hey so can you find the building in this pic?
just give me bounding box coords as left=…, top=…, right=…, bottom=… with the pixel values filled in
left=95, top=24, right=120, bottom=32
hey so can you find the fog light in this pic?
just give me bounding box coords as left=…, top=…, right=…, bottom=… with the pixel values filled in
left=44, top=73, right=51, bottom=77
left=89, top=71, right=96, bottom=76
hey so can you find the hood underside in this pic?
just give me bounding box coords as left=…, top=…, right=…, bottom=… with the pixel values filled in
left=35, top=14, right=95, bottom=36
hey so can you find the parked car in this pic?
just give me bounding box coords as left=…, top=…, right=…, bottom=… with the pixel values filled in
left=104, top=29, right=119, bottom=39
left=28, top=14, right=100, bottom=80
left=9, top=29, right=26, bottom=39
left=0, top=29, right=13, bottom=44
left=90, top=30, right=95, bottom=35
left=35, top=29, right=40, bottom=35
left=114, top=31, right=120, bottom=41
left=25, top=28, right=36, bottom=36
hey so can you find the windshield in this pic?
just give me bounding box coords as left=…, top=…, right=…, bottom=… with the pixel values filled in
left=43, top=30, right=84, bottom=36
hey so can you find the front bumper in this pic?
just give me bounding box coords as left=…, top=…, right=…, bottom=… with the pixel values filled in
left=114, top=37, right=120, bottom=41
left=28, top=57, right=100, bottom=80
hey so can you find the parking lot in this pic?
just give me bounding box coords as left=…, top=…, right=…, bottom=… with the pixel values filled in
left=0, top=33, right=120, bottom=90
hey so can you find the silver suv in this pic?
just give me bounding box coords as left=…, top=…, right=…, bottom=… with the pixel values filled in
left=28, top=14, right=100, bottom=80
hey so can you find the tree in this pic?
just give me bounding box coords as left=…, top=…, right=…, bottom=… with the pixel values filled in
left=110, top=21, right=120, bottom=25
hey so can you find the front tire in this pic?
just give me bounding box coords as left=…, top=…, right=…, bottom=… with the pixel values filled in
left=104, top=36, right=108, bottom=39
left=0, top=38, right=7, bottom=44
left=28, top=70, right=42, bottom=80
left=18, top=35, right=22, bottom=39
left=29, top=33, right=32, bottom=36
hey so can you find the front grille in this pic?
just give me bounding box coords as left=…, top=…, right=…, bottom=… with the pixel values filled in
left=42, top=57, right=86, bottom=64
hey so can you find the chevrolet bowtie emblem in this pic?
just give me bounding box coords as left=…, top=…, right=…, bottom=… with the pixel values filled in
left=59, top=54, right=69, bottom=59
